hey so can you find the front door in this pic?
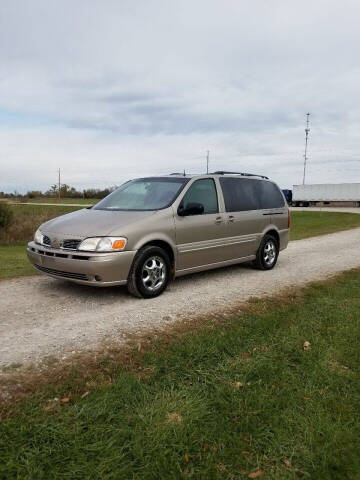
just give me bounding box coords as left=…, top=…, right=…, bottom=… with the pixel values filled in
left=174, top=178, right=228, bottom=271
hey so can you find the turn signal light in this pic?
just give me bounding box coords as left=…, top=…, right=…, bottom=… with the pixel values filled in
left=112, top=239, right=126, bottom=250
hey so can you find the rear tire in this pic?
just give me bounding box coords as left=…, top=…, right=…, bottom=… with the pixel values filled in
left=253, top=234, right=279, bottom=270
left=127, top=245, right=171, bottom=298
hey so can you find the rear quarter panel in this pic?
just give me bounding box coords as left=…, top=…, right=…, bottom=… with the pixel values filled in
left=268, top=207, right=289, bottom=251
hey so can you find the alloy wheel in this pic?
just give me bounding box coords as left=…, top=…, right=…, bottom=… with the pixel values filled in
left=263, top=240, right=276, bottom=266
left=141, top=256, right=166, bottom=292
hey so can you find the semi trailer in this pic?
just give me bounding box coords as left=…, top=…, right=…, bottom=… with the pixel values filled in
left=292, top=183, right=360, bottom=207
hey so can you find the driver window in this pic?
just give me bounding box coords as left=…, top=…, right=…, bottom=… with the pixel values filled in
left=181, top=179, right=218, bottom=214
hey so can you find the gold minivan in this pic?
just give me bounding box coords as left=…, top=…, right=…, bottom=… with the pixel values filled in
left=27, top=172, right=290, bottom=298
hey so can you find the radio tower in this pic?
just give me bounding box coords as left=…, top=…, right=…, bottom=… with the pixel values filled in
left=302, top=113, right=310, bottom=184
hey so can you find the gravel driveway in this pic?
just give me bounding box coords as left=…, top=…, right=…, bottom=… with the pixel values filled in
left=1, top=227, right=359, bottom=369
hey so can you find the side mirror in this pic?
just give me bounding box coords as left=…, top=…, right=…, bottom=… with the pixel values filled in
left=178, top=202, right=204, bottom=216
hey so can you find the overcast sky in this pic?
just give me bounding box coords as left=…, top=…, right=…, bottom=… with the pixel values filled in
left=1, top=0, right=360, bottom=192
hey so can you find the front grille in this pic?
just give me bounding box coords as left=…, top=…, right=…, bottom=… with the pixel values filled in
left=42, top=235, right=51, bottom=246
left=62, top=239, right=81, bottom=250
left=35, top=265, right=88, bottom=281
left=30, top=246, right=90, bottom=260
left=40, top=236, right=81, bottom=250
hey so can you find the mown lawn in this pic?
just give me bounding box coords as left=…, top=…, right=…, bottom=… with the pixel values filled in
left=1, top=211, right=360, bottom=279
left=290, top=210, right=360, bottom=240
left=1, top=270, right=359, bottom=479
left=0, top=244, right=35, bottom=278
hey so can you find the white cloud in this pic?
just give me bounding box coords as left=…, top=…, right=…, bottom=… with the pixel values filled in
left=0, top=0, right=360, bottom=192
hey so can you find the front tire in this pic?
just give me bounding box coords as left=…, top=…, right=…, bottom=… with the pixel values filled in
left=253, top=234, right=279, bottom=270
left=127, top=246, right=171, bottom=298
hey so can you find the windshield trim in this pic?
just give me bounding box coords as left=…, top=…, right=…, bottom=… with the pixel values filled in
left=93, top=177, right=190, bottom=212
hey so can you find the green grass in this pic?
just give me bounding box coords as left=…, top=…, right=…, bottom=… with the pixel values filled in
left=1, top=270, right=360, bottom=479
left=0, top=205, right=86, bottom=276
left=0, top=211, right=360, bottom=279
left=0, top=204, right=85, bottom=246
left=290, top=211, right=360, bottom=240
left=10, top=197, right=97, bottom=205
left=9, top=203, right=85, bottom=215
left=0, top=244, right=36, bottom=278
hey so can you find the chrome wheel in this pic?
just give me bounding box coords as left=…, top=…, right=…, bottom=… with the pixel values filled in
left=263, top=240, right=276, bottom=266
left=141, top=255, right=166, bottom=292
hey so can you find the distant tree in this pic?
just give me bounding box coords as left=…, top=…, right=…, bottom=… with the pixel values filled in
left=46, top=184, right=58, bottom=197
left=26, top=190, right=43, bottom=199
left=83, top=186, right=117, bottom=199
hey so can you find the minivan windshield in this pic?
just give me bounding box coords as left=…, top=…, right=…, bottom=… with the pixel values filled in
left=94, top=177, right=189, bottom=211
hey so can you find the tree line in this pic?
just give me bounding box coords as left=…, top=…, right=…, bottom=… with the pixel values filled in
left=0, top=184, right=118, bottom=199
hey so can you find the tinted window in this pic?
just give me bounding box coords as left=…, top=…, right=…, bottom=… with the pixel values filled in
left=220, top=178, right=259, bottom=211
left=257, top=181, right=285, bottom=209
left=220, top=178, right=284, bottom=212
left=181, top=178, right=218, bottom=214
left=94, top=177, right=188, bottom=211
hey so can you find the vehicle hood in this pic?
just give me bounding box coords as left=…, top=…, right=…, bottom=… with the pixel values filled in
left=40, top=208, right=157, bottom=238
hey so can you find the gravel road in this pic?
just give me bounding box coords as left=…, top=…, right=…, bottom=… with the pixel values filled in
left=1, top=228, right=359, bottom=370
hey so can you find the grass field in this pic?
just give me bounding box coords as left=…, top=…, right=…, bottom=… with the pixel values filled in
left=0, top=204, right=83, bottom=245
left=9, top=197, right=97, bottom=205
left=1, top=269, right=359, bottom=479
left=0, top=244, right=34, bottom=278
left=290, top=210, right=360, bottom=240
left=9, top=203, right=83, bottom=215
left=1, top=210, right=360, bottom=279
left=0, top=204, right=85, bottom=277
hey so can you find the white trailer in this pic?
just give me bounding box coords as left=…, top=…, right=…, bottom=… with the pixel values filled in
left=292, top=183, right=360, bottom=207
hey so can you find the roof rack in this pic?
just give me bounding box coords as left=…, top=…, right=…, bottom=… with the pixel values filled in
left=212, top=171, right=269, bottom=180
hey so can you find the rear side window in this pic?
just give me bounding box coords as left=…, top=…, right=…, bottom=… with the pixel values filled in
left=181, top=178, right=218, bottom=214
left=220, top=178, right=284, bottom=212
left=256, top=181, right=285, bottom=209
left=220, top=178, right=258, bottom=211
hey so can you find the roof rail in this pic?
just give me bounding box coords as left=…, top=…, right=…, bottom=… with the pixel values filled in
left=212, top=171, right=269, bottom=180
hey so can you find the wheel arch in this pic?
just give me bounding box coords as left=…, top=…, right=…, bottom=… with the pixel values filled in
left=133, top=236, right=176, bottom=277
left=263, top=228, right=280, bottom=247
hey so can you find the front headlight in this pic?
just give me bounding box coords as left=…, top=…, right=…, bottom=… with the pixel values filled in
left=34, top=229, right=43, bottom=245
left=78, top=237, right=127, bottom=252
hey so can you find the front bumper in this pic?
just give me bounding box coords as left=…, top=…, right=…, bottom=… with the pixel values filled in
left=27, top=241, right=137, bottom=286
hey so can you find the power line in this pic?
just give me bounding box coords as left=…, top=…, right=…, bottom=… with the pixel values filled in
left=302, top=113, right=310, bottom=184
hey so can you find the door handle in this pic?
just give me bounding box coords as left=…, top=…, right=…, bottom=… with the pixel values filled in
left=263, top=212, right=283, bottom=216
left=215, top=216, right=223, bottom=224
left=228, top=215, right=235, bottom=223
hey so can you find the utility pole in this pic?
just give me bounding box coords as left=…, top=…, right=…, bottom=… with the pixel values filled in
left=206, top=150, right=210, bottom=174
left=58, top=168, right=61, bottom=200
left=302, top=113, right=310, bottom=185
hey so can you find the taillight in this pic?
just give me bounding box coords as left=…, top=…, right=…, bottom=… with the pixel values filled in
left=287, top=209, right=291, bottom=228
